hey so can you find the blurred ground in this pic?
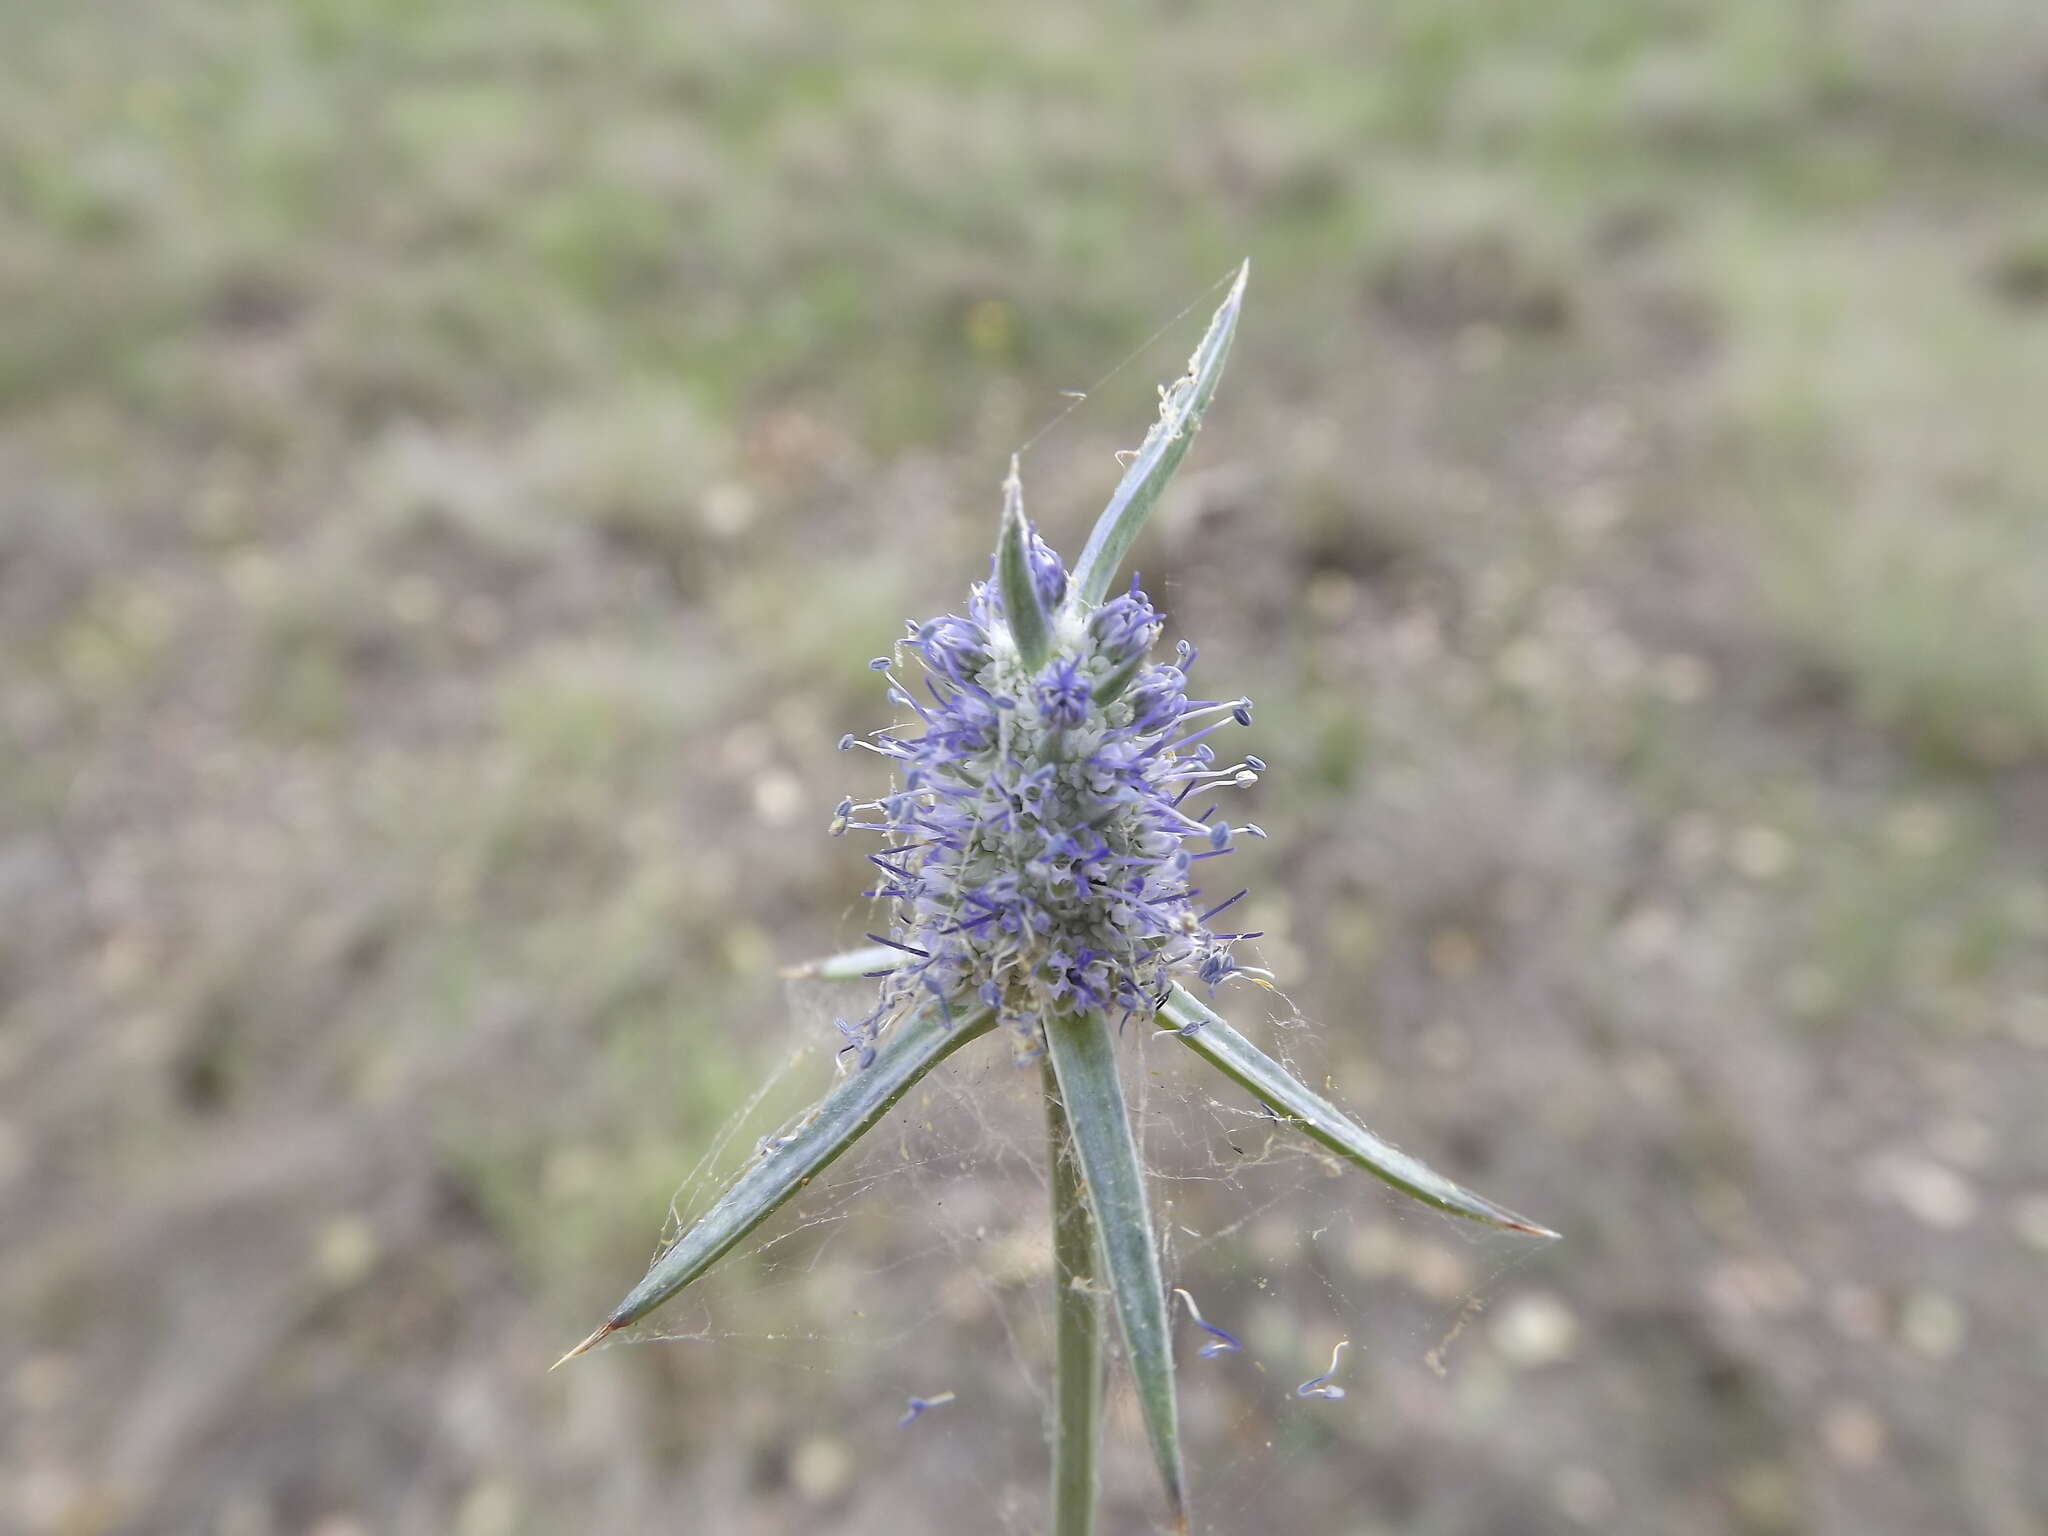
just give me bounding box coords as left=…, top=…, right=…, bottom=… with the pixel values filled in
left=4, top=1, right=2048, bottom=1533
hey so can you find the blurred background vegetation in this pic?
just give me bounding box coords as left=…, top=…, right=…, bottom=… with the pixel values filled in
left=4, top=1, right=2047, bottom=1532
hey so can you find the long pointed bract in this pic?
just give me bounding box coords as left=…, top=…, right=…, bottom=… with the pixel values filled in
left=1066, top=260, right=1248, bottom=613
left=1041, top=1011, right=1186, bottom=1529
left=1044, top=1060, right=1103, bottom=1536
left=999, top=453, right=1053, bottom=670
left=559, top=1004, right=996, bottom=1361
left=1161, top=986, right=1559, bottom=1239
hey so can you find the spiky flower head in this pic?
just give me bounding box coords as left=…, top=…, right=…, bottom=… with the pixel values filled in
left=833, top=459, right=1267, bottom=1063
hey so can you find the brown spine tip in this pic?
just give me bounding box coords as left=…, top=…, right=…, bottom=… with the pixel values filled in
left=777, top=960, right=816, bottom=979
left=1474, top=1192, right=1560, bottom=1241
left=550, top=1321, right=618, bottom=1371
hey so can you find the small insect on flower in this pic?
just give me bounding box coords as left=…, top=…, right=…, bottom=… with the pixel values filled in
left=1295, top=1339, right=1352, bottom=1401
left=1173, top=1288, right=1244, bottom=1359
left=899, top=1391, right=957, bottom=1427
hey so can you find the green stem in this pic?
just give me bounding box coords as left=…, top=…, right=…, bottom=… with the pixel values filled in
left=1043, top=1011, right=1186, bottom=1527
left=1045, top=1058, right=1103, bottom=1536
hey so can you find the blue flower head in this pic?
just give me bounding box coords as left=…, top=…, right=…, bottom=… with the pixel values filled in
left=836, top=492, right=1266, bottom=1057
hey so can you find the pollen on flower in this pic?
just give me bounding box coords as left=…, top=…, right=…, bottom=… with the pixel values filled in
left=835, top=509, right=1263, bottom=1058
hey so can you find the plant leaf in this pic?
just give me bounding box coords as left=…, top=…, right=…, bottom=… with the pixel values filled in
left=1066, top=259, right=1248, bottom=613
left=1041, top=1011, right=1185, bottom=1529
left=779, top=943, right=898, bottom=980
left=555, top=1003, right=996, bottom=1365
left=1161, top=985, right=1559, bottom=1239
left=998, top=453, right=1053, bottom=670
left=1044, top=1059, right=1104, bottom=1536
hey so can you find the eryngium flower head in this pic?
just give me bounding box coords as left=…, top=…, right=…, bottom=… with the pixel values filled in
left=835, top=521, right=1266, bottom=1060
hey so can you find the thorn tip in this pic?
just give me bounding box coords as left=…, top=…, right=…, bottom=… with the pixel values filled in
left=550, top=1322, right=617, bottom=1371
left=1482, top=1197, right=1560, bottom=1241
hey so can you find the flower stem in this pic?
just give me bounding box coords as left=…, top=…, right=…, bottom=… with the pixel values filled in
left=1043, top=1013, right=1186, bottom=1527
left=1045, top=1058, right=1102, bottom=1536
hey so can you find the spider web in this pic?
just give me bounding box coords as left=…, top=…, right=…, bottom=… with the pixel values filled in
left=606, top=972, right=1557, bottom=1535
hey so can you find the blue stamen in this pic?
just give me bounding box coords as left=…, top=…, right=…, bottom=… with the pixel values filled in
left=1296, top=1340, right=1351, bottom=1400
left=1201, top=889, right=1249, bottom=922
left=864, top=933, right=932, bottom=958
left=898, top=1391, right=957, bottom=1426
left=1173, top=1289, right=1244, bottom=1359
